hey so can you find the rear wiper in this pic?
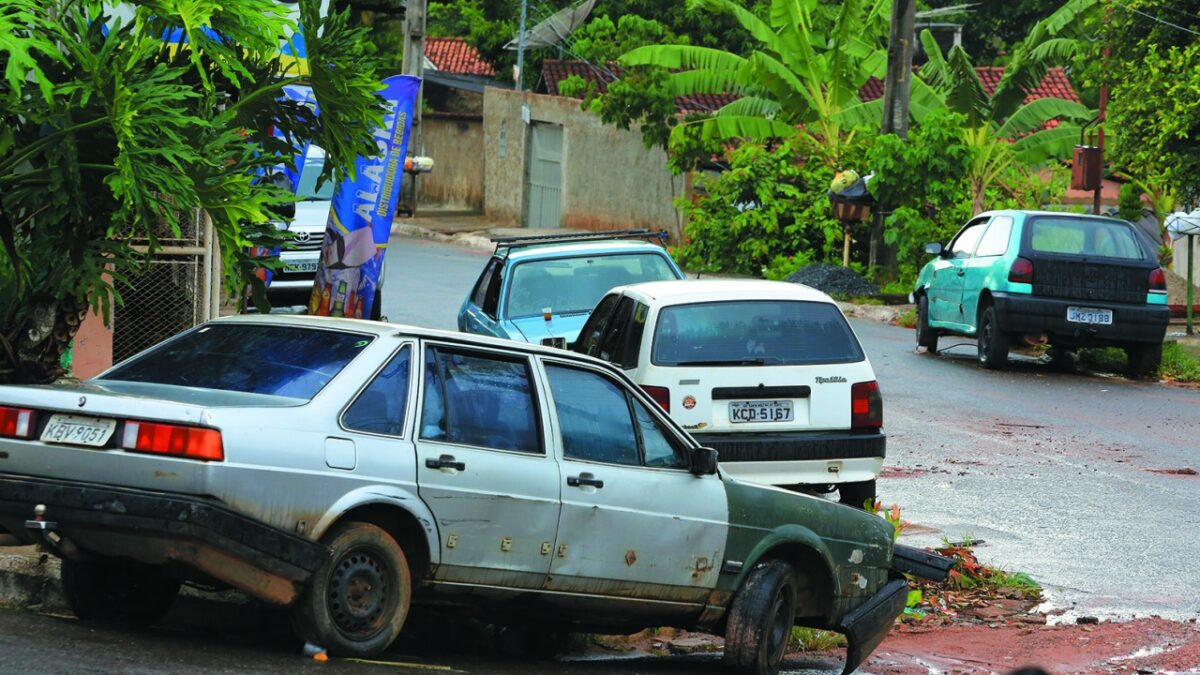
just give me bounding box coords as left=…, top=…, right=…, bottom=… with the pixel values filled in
left=673, top=358, right=767, bottom=366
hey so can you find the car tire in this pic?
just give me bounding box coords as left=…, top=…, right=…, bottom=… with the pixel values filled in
left=915, top=295, right=938, bottom=353
left=1125, top=343, right=1162, bottom=379
left=1047, top=346, right=1076, bottom=372
left=292, top=521, right=411, bottom=657
left=976, top=306, right=1009, bottom=370
left=838, top=480, right=877, bottom=510
left=722, top=559, right=797, bottom=675
left=61, top=557, right=180, bottom=624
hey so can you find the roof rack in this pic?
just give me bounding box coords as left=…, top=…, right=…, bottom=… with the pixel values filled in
left=490, top=229, right=668, bottom=254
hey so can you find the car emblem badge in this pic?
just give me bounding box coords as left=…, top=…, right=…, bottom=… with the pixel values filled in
left=815, top=376, right=847, bottom=384
left=78, top=396, right=86, bottom=407
left=294, top=231, right=311, bottom=243
left=682, top=395, right=696, bottom=410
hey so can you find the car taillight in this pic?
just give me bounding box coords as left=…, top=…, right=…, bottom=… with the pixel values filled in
left=1149, top=267, right=1167, bottom=292
left=121, top=421, right=223, bottom=462
left=851, top=381, right=882, bottom=430
left=0, top=406, right=36, bottom=439
left=642, top=385, right=670, bottom=413
left=1008, top=257, right=1034, bottom=284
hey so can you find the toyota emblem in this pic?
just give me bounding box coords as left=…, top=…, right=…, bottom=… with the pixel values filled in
left=294, top=231, right=311, bottom=244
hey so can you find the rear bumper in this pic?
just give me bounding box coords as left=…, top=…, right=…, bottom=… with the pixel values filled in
left=692, top=430, right=885, bottom=463
left=992, top=292, right=1169, bottom=346
left=0, top=473, right=324, bottom=605
left=838, top=578, right=907, bottom=675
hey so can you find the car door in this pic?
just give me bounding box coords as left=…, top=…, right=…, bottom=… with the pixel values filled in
left=459, top=257, right=505, bottom=337
left=539, top=359, right=728, bottom=615
left=960, top=215, right=1014, bottom=328
left=929, top=217, right=989, bottom=327
left=415, top=343, right=560, bottom=589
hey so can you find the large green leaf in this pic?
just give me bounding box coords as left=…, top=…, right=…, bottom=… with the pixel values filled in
left=0, top=0, right=66, bottom=103
left=666, top=70, right=752, bottom=97
left=745, top=51, right=822, bottom=119
left=831, top=98, right=884, bottom=130
left=943, top=45, right=989, bottom=126
left=715, top=96, right=782, bottom=119
left=670, top=115, right=798, bottom=146
left=1011, top=124, right=1083, bottom=165
left=996, top=98, right=1093, bottom=139
left=621, top=45, right=748, bottom=72
left=687, top=0, right=782, bottom=56
left=1027, top=37, right=1080, bottom=65
left=917, top=29, right=951, bottom=93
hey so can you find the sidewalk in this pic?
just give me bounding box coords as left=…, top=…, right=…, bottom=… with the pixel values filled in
left=393, top=209, right=589, bottom=252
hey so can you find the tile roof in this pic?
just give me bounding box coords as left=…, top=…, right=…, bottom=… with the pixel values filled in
left=858, top=67, right=1080, bottom=104
left=425, top=37, right=495, bottom=77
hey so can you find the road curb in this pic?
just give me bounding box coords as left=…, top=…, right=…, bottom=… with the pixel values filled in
left=0, top=549, right=66, bottom=612
left=391, top=222, right=492, bottom=251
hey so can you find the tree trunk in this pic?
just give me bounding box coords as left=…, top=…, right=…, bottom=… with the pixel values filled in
left=0, top=294, right=90, bottom=385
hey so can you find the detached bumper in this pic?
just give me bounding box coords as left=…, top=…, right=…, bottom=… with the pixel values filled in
left=0, top=473, right=325, bottom=605
left=992, top=292, right=1169, bottom=346
left=839, top=578, right=907, bottom=675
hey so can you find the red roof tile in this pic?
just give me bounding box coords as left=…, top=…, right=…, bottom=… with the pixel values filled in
left=858, top=67, right=1079, bottom=104
left=425, top=37, right=495, bottom=77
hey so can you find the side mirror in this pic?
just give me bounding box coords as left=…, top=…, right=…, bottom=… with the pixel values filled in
left=924, top=242, right=944, bottom=257
left=540, top=337, right=567, bottom=349
left=691, top=447, right=718, bottom=476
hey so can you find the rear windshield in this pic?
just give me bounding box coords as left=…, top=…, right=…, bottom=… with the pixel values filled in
left=100, top=324, right=373, bottom=400
left=1027, top=217, right=1146, bottom=260
left=505, top=253, right=678, bottom=319
left=651, top=300, right=864, bottom=366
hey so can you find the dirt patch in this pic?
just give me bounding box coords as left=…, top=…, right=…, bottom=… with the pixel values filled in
left=1146, top=467, right=1199, bottom=476
left=880, top=467, right=931, bottom=479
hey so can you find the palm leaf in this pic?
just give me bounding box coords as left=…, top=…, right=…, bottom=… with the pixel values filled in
left=1027, top=37, right=1080, bottom=65
left=831, top=98, right=884, bottom=129
left=1011, top=124, right=1082, bottom=165
left=715, top=96, right=782, bottom=119
left=996, top=98, right=1093, bottom=139
left=917, top=29, right=951, bottom=93
left=943, top=45, right=989, bottom=126
left=666, top=70, right=752, bottom=98
left=745, top=51, right=823, bottom=119
left=670, top=115, right=798, bottom=146
left=621, top=45, right=747, bottom=72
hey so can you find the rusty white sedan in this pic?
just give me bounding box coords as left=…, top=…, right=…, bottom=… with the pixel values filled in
left=0, top=315, right=945, bottom=674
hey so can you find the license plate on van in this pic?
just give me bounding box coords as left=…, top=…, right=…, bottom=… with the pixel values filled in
left=729, top=400, right=793, bottom=423
left=1067, top=306, right=1113, bottom=325
left=40, top=414, right=116, bottom=447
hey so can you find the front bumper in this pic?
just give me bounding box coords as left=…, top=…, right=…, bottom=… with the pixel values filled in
left=992, top=292, right=1169, bottom=346
left=839, top=578, right=907, bottom=675
left=0, top=473, right=325, bottom=605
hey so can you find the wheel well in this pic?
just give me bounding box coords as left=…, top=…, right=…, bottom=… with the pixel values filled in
left=978, top=289, right=994, bottom=313
left=335, top=504, right=432, bottom=583
left=758, top=544, right=835, bottom=621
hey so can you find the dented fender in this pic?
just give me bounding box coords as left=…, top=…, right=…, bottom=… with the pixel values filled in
left=733, top=524, right=841, bottom=598
left=311, top=485, right=440, bottom=567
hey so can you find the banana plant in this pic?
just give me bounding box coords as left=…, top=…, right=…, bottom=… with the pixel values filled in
left=619, top=0, right=892, bottom=164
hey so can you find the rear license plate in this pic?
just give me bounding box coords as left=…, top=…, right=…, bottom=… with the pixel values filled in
left=1067, top=306, right=1113, bottom=325
left=40, top=414, right=116, bottom=447
left=283, top=260, right=319, bottom=273
left=729, top=400, right=794, bottom=423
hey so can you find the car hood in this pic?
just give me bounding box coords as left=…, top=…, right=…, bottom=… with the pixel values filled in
left=290, top=200, right=331, bottom=233
left=507, top=314, right=589, bottom=344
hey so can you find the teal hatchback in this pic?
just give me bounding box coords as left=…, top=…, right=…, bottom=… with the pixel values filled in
left=912, top=210, right=1170, bottom=376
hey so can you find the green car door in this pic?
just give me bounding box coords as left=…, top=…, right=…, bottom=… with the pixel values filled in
left=957, top=215, right=1017, bottom=330
left=927, top=216, right=990, bottom=329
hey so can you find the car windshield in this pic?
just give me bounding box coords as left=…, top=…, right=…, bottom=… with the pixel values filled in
left=651, top=300, right=865, bottom=366
left=99, top=324, right=373, bottom=400
left=504, top=253, right=677, bottom=319
left=1028, top=217, right=1145, bottom=260
left=294, top=147, right=335, bottom=201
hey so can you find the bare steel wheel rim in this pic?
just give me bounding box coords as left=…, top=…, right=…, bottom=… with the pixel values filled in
left=765, top=588, right=791, bottom=664
left=328, top=545, right=395, bottom=639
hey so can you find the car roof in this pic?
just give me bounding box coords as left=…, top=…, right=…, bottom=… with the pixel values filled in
left=615, top=279, right=835, bottom=306
left=212, top=314, right=613, bottom=363
left=980, top=209, right=1130, bottom=223
left=503, top=239, right=669, bottom=262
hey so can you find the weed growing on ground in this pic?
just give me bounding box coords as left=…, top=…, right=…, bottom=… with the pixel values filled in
left=790, top=627, right=847, bottom=651
left=893, top=307, right=918, bottom=329
left=1078, top=342, right=1200, bottom=382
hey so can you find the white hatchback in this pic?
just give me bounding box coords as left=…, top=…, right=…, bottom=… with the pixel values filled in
left=572, top=279, right=884, bottom=507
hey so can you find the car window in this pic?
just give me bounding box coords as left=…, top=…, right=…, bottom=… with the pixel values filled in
left=1027, top=216, right=1146, bottom=260
left=420, top=348, right=541, bottom=453
left=574, top=293, right=621, bottom=355
left=343, top=346, right=411, bottom=436
left=949, top=218, right=989, bottom=258
left=100, top=324, right=373, bottom=400
left=633, top=399, right=689, bottom=469
left=504, top=253, right=678, bottom=320
left=974, top=216, right=1014, bottom=258
left=597, top=297, right=636, bottom=366
left=471, top=258, right=499, bottom=310
left=481, top=260, right=504, bottom=319
left=546, top=365, right=640, bottom=466
left=652, top=300, right=864, bottom=366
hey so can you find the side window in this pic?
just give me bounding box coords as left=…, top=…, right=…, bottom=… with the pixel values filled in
left=576, top=293, right=621, bottom=356
left=343, top=346, right=411, bottom=435
left=546, top=365, right=640, bottom=466
left=974, top=216, right=1014, bottom=258
left=598, top=297, right=637, bottom=366
left=949, top=218, right=989, bottom=258
left=420, top=347, right=541, bottom=453
left=471, top=258, right=499, bottom=309
left=481, top=261, right=504, bottom=319
left=633, top=399, right=689, bottom=469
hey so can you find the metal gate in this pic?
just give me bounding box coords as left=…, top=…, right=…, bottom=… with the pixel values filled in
left=111, top=209, right=221, bottom=362
left=525, top=123, right=563, bottom=229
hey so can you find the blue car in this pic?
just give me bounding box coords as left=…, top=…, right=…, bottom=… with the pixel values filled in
left=458, top=230, right=684, bottom=345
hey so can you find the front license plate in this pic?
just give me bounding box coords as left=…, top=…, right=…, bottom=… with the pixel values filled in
left=283, top=260, right=319, bottom=273
left=729, top=400, right=794, bottom=423
left=40, top=414, right=116, bottom=447
left=1067, top=306, right=1113, bottom=325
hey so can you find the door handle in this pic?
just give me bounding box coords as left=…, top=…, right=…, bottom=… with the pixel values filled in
left=426, top=454, right=466, bottom=472
left=567, top=472, right=604, bottom=489
left=956, top=269, right=965, bottom=277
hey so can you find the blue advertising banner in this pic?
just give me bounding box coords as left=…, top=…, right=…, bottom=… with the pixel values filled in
left=309, top=75, right=420, bottom=320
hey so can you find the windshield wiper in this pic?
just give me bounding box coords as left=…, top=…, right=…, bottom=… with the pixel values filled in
left=673, top=358, right=768, bottom=366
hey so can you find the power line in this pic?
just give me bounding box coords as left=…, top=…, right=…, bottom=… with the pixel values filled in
left=1109, top=0, right=1200, bottom=38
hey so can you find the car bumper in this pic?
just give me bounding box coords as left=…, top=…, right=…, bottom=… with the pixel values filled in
left=838, top=577, right=907, bottom=675
left=692, top=430, right=885, bottom=485
left=0, top=473, right=324, bottom=605
left=992, top=292, right=1169, bottom=346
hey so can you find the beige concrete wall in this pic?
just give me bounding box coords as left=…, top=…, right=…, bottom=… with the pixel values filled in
left=417, top=113, right=484, bottom=210
left=1174, top=235, right=1200, bottom=288
left=482, top=87, right=684, bottom=233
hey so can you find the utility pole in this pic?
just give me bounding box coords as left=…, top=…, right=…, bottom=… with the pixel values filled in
left=872, top=0, right=916, bottom=270
left=515, top=0, right=529, bottom=91
left=402, top=0, right=426, bottom=154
